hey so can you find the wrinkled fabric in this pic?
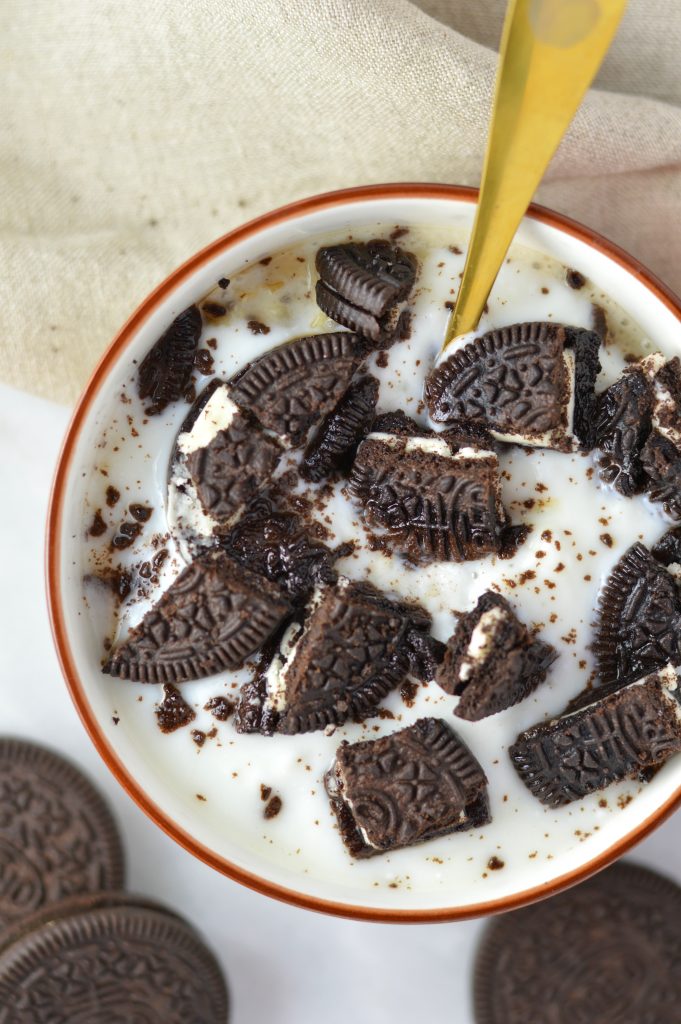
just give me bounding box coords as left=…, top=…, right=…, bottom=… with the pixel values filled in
left=2, top=0, right=680, bottom=403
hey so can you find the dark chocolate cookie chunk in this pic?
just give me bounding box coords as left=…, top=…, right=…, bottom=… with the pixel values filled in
left=0, top=894, right=229, bottom=1023
left=509, top=666, right=681, bottom=807
left=594, top=366, right=653, bottom=495
left=300, top=375, right=379, bottom=481
left=238, top=579, right=432, bottom=735
left=425, top=322, right=601, bottom=451
left=594, top=542, right=681, bottom=686
left=349, top=432, right=510, bottom=562
left=436, top=592, right=557, bottom=720
left=103, top=550, right=292, bottom=683
left=315, top=240, right=417, bottom=345
left=652, top=526, right=681, bottom=566
left=155, top=683, right=196, bottom=732
left=370, top=409, right=428, bottom=437
left=229, top=332, right=365, bottom=446
left=0, top=739, right=123, bottom=928
left=137, top=305, right=202, bottom=413
left=167, top=380, right=283, bottom=559
left=641, top=430, right=681, bottom=520
left=325, top=717, right=490, bottom=858
left=474, top=863, right=681, bottom=1024
left=220, top=496, right=338, bottom=603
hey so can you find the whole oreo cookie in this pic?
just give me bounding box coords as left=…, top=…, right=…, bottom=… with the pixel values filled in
left=137, top=304, right=202, bottom=414
left=229, top=332, right=365, bottom=446
left=0, top=739, right=123, bottom=928
left=315, top=240, right=417, bottom=345
left=0, top=891, right=229, bottom=1023
left=474, top=863, right=681, bottom=1024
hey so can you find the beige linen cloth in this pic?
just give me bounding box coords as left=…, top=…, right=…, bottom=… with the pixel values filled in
left=2, top=0, right=681, bottom=404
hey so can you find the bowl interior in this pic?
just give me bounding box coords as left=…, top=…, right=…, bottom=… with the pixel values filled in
left=49, top=189, right=681, bottom=919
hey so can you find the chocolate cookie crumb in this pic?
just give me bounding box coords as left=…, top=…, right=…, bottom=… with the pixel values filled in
left=204, top=696, right=235, bottom=721
left=566, top=268, right=586, bottom=289
left=217, top=277, right=230, bottom=289
left=260, top=784, right=272, bottom=802
left=247, top=320, right=270, bottom=335
left=111, top=521, right=143, bottom=549
left=194, top=349, right=215, bottom=376
left=264, top=795, right=282, bottom=819
left=400, top=680, right=418, bottom=707
left=191, top=729, right=206, bottom=747
left=129, top=503, right=152, bottom=523
left=88, top=510, right=107, bottom=537
left=202, top=301, right=227, bottom=318
left=105, top=486, right=120, bottom=508
left=155, top=684, right=196, bottom=733
left=487, top=856, right=505, bottom=870
left=375, top=350, right=389, bottom=369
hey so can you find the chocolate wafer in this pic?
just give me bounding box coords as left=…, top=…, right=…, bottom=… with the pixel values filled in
left=300, top=374, right=379, bottom=481
left=594, top=542, right=681, bottom=686
left=228, top=332, right=365, bottom=446
left=236, top=578, right=432, bottom=735
left=137, top=304, right=202, bottom=413
left=219, top=496, right=338, bottom=603
left=0, top=739, right=123, bottom=928
left=595, top=365, right=653, bottom=495
left=315, top=240, right=417, bottom=345
left=168, top=379, right=283, bottom=559
left=425, top=321, right=601, bottom=451
left=510, top=665, right=681, bottom=807
left=103, top=550, right=291, bottom=683
left=435, top=592, right=557, bottom=720
left=326, top=717, right=490, bottom=858
left=349, top=431, right=511, bottom=562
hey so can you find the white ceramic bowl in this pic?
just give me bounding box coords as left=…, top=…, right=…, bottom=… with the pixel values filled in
left=47, top=184, right=681, bottom=921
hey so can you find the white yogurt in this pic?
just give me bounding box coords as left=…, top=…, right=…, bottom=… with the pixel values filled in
left=78, top=220, right=681, bottom=900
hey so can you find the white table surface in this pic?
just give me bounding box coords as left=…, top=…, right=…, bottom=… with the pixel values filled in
left=2, top=380, right=680, bottom=1024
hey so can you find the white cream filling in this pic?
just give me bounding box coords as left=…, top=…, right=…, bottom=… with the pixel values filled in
left=365, top=433, right=495, bottom=461
left=177, top=385, right=240, bottom=455
left=638, top=352, right=681, bottom=445
left=491, top=349, right=576, bottom=449
left=264, top=585, right=329, bottom=712
left=458, top=605, right=506, bottom=682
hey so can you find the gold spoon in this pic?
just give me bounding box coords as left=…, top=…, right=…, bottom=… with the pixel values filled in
left=442, top=0, right=627, bottom=353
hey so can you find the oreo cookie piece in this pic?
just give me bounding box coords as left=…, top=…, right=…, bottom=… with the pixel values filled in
left=325, top=717, right=490, bottom=858
left=0, top=892, right=229, bottom=1023
left=236, top=578, right=432, bottom=735
left=594, top=365, right=654, bottom=495
left=474, top=863, right=681, bottom=1024
left=652, top=526, right=681, bottom=567
left=370, top=409, right=427, bottom=437
left=229, top=332, right=365, bottom=446
left=103, top=550, right=291, bottom=683
left=300, top=375, right=379, bottom=482
left=638, top=354, right=681, bottom=518
left=435, top=592, right=557, bottom=720
left=167, top=379, right=283, bottom=560
left=349, top=431, right=511, bottom=562
left=137, top=304, right=202, bottom=414
left=509, top=664, right=681, bottom=807
left=594, top=542, right=681, bottom=686
left=220, top=496, right=338, bottom=604
left=315, top=240, right=417, bottom=346
left=0, top=739, right=124, bottom=928
left=425, top=322, right=601, bottom=451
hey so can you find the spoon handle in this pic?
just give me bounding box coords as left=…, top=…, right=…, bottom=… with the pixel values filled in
left=443, top=0, right=627, bottom=351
